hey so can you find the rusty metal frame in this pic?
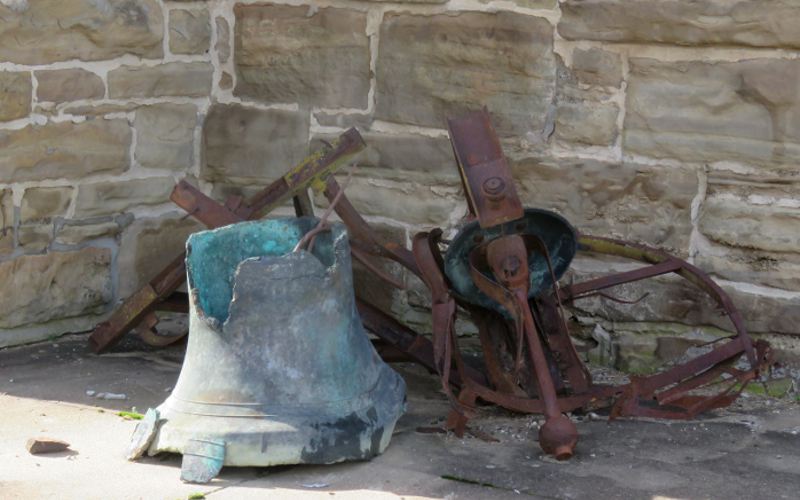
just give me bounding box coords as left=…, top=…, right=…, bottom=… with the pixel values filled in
left=405, top=108, right=771, bottom=460
left=89, top=112, right=772, bottom=462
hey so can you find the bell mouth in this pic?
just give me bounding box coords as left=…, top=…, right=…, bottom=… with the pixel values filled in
left=185, top=217, right=345, bottom=326
left=444, top=208, right=578, bottom=311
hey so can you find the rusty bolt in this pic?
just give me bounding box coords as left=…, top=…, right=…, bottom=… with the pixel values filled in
left=482, top=177, right=506, bottom=201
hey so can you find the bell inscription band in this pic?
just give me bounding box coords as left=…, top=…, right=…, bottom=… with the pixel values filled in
left=128, top=218, right=407, bottom=483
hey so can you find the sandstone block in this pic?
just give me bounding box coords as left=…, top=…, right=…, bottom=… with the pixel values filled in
left=0, top=231, right=13, bottom=255
left=20, top=187, right=73, bottom=223
left=55, top=221, right=120, bottom=246
left=696, top=184, right=800, bottom=290
left=694, top=247, right=800, bottom=293
left=376, top=12, right=556, bottom=136
left=0, top=0, right=163, bottom=64
left=202, top=103, right=309, bottom=182
left=625, top=58, right=800, bottom=169
left=61, top=102, right=140, bottom=117
left=17, top=225, right=52, bottom=252
left=554, top=55, right=619, bottom=146
left=482, top=0, right=555, bottom=6
left=0, top=71, right=32, bottom=121
left=74, top=177, right=174, bottom=217
left=559, top=0, right=800, bottom=49
left=0, top=189, right=12, bottom=254
left=700, top=191, right=800, bottom=254
left=511, top=157, right=698, bottom=254
left=0, top=189, right=12, bottom=232
left=134, top=104, right=197, bottom=170
left=108, top=62, right=212, bottom=98
left=215, top=16, right=230, bottom=64
left=361, top=132, right=457, bottom=179
left=361, top=0, right=447, bottom=3
left=35, top=69, right=104, bottom=104
left=317, top=176, right=464, bottom=225
left=571, top=48, right=623, bottom=88
left=234, top=5, right=369, bottom=109
left=169, top=8, right=211, bottom=55
left=218, top=72, right=233, bottom=90
left=313, top=111, right=372, bottom=130
left=0, top=119, right=130, bottom=182
left=554, top=101, right=619, bottom=146
left=567, top=255, right=800, bottom=337
left=117, top=216, right=203, bottom=297
left=0, top=248, right=112, bottom=329
left=313, top=131, right=456, bottom=181
left=351, top=223, right=407, bottom=313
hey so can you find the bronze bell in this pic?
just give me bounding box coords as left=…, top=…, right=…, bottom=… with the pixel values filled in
left=128, top=217, right=407, bottom=483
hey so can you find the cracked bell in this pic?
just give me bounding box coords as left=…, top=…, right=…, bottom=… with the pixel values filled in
left=128, top=217, right=407, bottom=483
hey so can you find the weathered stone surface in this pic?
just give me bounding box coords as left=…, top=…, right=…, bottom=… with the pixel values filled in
left=0, top=71, right=31, bottom=121
left=511, top=157, right=698, bottom=254
left=0, top=0, right=163, bottom=64
left=567, top=255, right=800, bottom=337
left=0, top=120, right=131, bottom=182
left=571, top=48, right=623, bottom=88
left=363, top=0, right=447, bottom=3
left=169, top=8, right=210, bottom=55
left=108, top=62, right=212, bottom=98
left=218, top=72, right=233, bottom=90
left=695, top=246, right=800, bottom=292
left=17, top=225, right=51, bottom=252
left=554, top=55, right=619, bottom=146
left=35, top=69, right=104, bottom=104
left=696, top=183, right=800, bottom=290
left=215, top=16, right=230, bottom=63
left=117, top=216, right=202, bottom=297
left=134, top=104, right=197, bottom=170
left=313, top=111, right=372, bottom=130
left=0, top=248, right=112, bottom=329
left=312, top=131, right=457, bottom=181
left=352, top=223, right=407, bottom=313
left=74, top=177, right=174, bottom=217
left=61, top=102, right=139, bottom=117
left=699, top=187, right=800, bottom=254
left=625, top=58, right=800, bottom=170
left=358, top=132, right=457, bottom=179
left=20, top=187, right=73, bottom=223
left=376, top=12, right=555, bottom=136
left=234, top=5, right=369, bottom=109
left=202, top=104, right=309, bottom=182
left=0, top=189, right=12, bottom=254
left=318, top=176, right=464, bottom=225
left=55, top=221, right=120, bottom=245
left=482, top=0, right=556, bottom=6
left=554, top=101, right=619, bottom=146
left=0, top=189, right=12, bottom=232
left=559, top=0, right=800, bottom=49
left=723, top=284, right=800, bottom=336
left=0, top=231, right=13, bottom=255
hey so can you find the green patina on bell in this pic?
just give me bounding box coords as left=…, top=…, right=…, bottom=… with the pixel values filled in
left=128, top=217, right=406, bottom=483
left=444, top=208, right=578, bottom=312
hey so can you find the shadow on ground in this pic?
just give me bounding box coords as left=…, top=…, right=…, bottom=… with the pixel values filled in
left=1, top=334, right=799, bottom=499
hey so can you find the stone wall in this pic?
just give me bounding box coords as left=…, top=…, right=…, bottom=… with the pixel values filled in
left=1, top=1, right=799, bottom=367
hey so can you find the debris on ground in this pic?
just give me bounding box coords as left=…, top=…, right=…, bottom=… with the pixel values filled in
left=26, top=437, right=70, bottom=455
left=95, top=392, right=127, bottom=400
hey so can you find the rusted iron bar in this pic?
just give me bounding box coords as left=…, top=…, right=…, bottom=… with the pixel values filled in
left=560, top=259, right=683, bottom=301
left=88, top=129, right=366, bottom=353
left=446, top=107, right=523, bottom=227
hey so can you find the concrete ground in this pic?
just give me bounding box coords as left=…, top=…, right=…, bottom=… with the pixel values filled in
left=1, top=334, right=799, bottom=500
